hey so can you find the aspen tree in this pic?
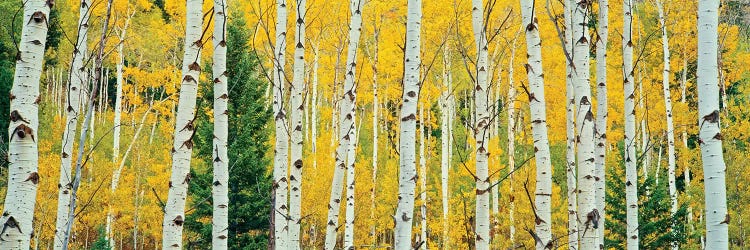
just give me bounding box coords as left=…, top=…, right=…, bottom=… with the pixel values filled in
left=369, top=22, right=380, bottom=240
left=507, top=41, right=517, bottom=247
left=325, top=0, right=363, bottom=248
left=656, top=2, right=678, bottom=249
left=440, top=42, right=452, bottom=248
left=520, top=0, right=553, bottom=248
left=289, top=0, right=307, bottom=247
left=271, top=0, right=290, bottom=247
left=312, top=42, right=320, bottom=170
left=563, top=0, right=578, bottom=247
left=623, top=0, right=640, bottom=248
left=419, top=105, right=428, bottom=248
left=573, top=0, right=599, bottom=248
left=106, top=10, right=134, bottom=247
left=344, top=116, right=358, bottom=249
left=595, top=0, right=609, bottom=248
left=471, top=0, right=491, bottom=247
left=54, top=0, right=90, bottom=248
left=162, top=0, right=204, bottom=248
left=394, top=0, right=422, bottom=247
left=0, top=0, right=51, bottom=249
left=697, top=0, right=729, bottom=248
left=211, top=0, right=230, bottom=248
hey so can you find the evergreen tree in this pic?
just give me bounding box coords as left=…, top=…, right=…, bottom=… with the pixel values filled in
left=184, top=14, right=272, bottom=250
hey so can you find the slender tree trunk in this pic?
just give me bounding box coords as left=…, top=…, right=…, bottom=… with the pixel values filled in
left=271, top=0, right=290, bottom=247
left=656, top=2, right=678, bottom=249
left=370, top=25, right=380, bottom=242
left=471, top=0, right=491, bottom=248
left=211, top=0, right=230, bottom=249
left=520, top=1, right=553, bottom=248
left=440, top=43, right=452, bottom=248
left=573, top=0, right=599, bottom=248
left=162, top=0, right=204, bottom=248
left=697, top=0, right=729, bottom=248
left=418, top=105, right=428, bottom=248
left=562, top=0, right=578, bottom=248
left=288, top=0, right=307, bottom=247
left=325, top=1, right=363, bottom=248
left=106, top=11, right=132, bottom=248
left=595, top=0, right=609, bottom=248
left=0, top=1, right=51, bottom=249
left=623, top=0, right=640, bottom=248
left=507, top=41, right=518, bottom=247
left=54, top=0, right=89, bottom=248
left=394, top=0, right=421, bottom=247
left=344, top=115, right=358, bottom=249
left=312, top=42, right=319, bottom=170
left=680, top=55, right=693, bottom=228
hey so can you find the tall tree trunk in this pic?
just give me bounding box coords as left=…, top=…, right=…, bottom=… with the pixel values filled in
left=656, top=2, right=678, bottom=249
left=62, top=0, right=114, bottom=248
left=595, top=0, right=609, bottom=248
left=520, top=1, right=553, bottom=248
left=394, top=0, right=421, bottom=247
left=623, top=0, right=640, bottom=248
left=211, top=0, right=230, bottom=249
left=440, top=43, right=452, bottom=248
left=573, top=0, right=599, bottom=248
left=697, top=0, right=729, bottom=248
left=680, top=55, right=693, bottom=228
left=370, top=24, right=380, bottom=242
left=162, top=0, right=204, bottom=248
left=471, top=0, right=491, bottom=248
left=507, top=42, right=517, bottom=247
left=563, top=0, right=578, bottom=248
left=419, top=105, right=428, bottom=248
left=271, top=0, right=290, bottom=247
left=1, top=1, right=51, bottom=249
left=289, top=0, right=307, bottom=247
left=54, top=0, right=89, bottom=248
left=325, top=0, right=363, bottom=248
left=312, top=42, right=319, bottom=170
left=106, top=11, right=133, bottom=248
left=344, top=116, right=358, bottom=249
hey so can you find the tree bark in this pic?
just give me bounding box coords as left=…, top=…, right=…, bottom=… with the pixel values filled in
left=419, top=105, right=428, bottom=248
left=370, top=24, right=380, bottom=242
left=520, top=1, right=553, bottom=248
left=211, top=0, right=230, bottom=249
left=289, top=0, right=307, bottom=247
left=325, top=0, right=363, bottom=248
left=54, top=0, right=89, bottom=248
left=595, top=0, right=609, bottom=248
left=440, top=43, right=452, bottom=248
left=697, top=0, right=729, bottom=248
left=563, top=0, right=578, bottom=248
left=271, top=0, right=290, bottom=247
left=161, top=0, right=204, bottom=248
left=507, top=42, right=517, bottom=247
left=471, top=0, right=491, bottom=248
left=394, top=0, right=421, bottom=247
left=0, top=1, right=51, bottom=249
left=623, top=0, right=640, bottom=248
left=344, top=116, right=358, bottom=249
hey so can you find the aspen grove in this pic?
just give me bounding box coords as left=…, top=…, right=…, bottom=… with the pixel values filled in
left=3, top=0, right=750, bottom=249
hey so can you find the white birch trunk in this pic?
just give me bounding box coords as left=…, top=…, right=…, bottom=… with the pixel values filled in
left=563, top=0, right=578, bottom=248
left=623, top=0, right=640, bottom=248
left=471, top=0, right=491, bottom=248
left=507, top=42, right=518, bottom=246
left=394, top=0, right=421, bottom=247
left=656, top=2, right=678, bottom=249
left=289, top=0, right=306, bottom=247
left=369, top=27, right=379, bottom=240
left=573, top=0, right=599, bottom=248
left=106, top=11, right=132, bottom=247
left=595, top=0, right=609, bottom=248
left=419, top=105, right=428, bottom=248
left=54, top=0, right=89, bottom=248
left=1, top=1, right=50, bottom=249
left=161, top=0, right=204, bottom=247
left=271, top=0, right=290, bottom=247
left=325, top=1, right=363, bottom=248
left=312, top=43, right=319, bottom=169
left=211, top=0, right=230, bottom=249
left=697, top=0, right=729, bottom=248
left=520, top=1, right=553, bottom=248
left=680, top=55, right=693, bottom=226
left=440, top=44, right=452, bottom=248
left=344, top=115, right=358, bottom=249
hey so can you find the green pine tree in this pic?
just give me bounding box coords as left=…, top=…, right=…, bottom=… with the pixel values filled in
left=184, top=13, right=272, bottom=250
